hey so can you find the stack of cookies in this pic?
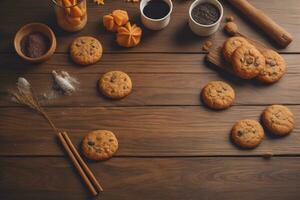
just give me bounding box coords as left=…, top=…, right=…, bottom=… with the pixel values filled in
left=223, top=36, right=286, bottom=84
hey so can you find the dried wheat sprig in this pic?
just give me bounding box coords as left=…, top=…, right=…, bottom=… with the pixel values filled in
left=11, top=84, right=59, bottom=134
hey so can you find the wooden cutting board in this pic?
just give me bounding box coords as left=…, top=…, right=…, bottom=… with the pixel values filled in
left=205, top=34, right=270, bottom=75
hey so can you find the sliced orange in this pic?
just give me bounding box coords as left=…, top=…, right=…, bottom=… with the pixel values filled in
left=66, top=16, right=81, bottom=26
left=70, top=6, right=83, bottom=17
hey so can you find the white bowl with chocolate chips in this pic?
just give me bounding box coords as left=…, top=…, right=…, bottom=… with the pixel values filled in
left=188, top=0, right=223, bottom=36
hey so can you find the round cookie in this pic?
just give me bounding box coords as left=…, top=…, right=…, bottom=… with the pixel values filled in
left=261, top=105, right=294, bottom=136
left=232, top=45, right=265, bottom=79
left=231, top=119, right=264, bottom=148
left=82, top=130, right=118, bottom=161
left=201, top=81, right=235, bottom=110
left=99, top=71, right=132, bottom=99
left=257, top=50, right=286, bottom=84
left=70, top=36, right=103, bottom=65
left=223, top=36, right=251, bottom=62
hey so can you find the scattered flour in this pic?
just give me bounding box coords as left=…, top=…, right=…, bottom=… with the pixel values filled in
left=13, top=71, right=80, bottom=102
left=52, top=70, right=79, bottom=95
left=41, top=70, right=80, bottom=101
left=16, top=77, right=31, bottom=94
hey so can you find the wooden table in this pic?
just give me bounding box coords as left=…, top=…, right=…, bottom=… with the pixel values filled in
left=1, top=0, right=300, bottom=199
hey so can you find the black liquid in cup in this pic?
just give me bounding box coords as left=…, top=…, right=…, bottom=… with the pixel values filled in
left=143, top=0, right=170, bottom=19
left=191, top=2, right=220, bottom=25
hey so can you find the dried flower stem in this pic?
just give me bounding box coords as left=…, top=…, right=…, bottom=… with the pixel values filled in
left=11, top=82, right=59, bottom=134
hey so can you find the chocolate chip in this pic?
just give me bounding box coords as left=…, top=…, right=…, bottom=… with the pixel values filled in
left=110, top=76, right=117, bottom=83
left=237, top=131, right=244, bottom=137
left=266, top=59, right=277, bottom=66
left=246, top=57, right=254, bottom=64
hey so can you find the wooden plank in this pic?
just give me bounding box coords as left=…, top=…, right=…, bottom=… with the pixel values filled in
left=0, top=106, right=299, bottom=156
left=0, top=0, right=299, bottom=53
left=1, top=73, right=300, bottom=107
left=0, top=53, right=208, bottom=74
left=1, top=53, right=300, bottom=74
left=1, top=157, right=300, bottom=200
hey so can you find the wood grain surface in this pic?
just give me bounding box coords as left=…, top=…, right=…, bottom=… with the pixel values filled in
left=1, top=157, right=300, bottom=200
left=0, top=0, right=299, bottom=53
left=1, top=53, right=299, bottom=107
left=0, top=106, right=299, bottom=156
left=1, top=73, right=300, bottom=106
left=1, top=0, right=300, bottom=199
left=1, top=53, right=300, bottom=74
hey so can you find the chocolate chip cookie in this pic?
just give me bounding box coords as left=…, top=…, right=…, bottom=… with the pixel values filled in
left=232, top=45, right=265, bottom=79
left=261, top=105, right=294, bottom=136
left=223, top=36, right=250, bottom=62
left=257, top=50, right=286, bottom=84
left=201, top=81, right=235, bottom=110
left=99, top=71, right=132, bottom=99
left=231, top=119, right=264, bottom=148
left=82, top=130, right=118, bottom=161
left=70, top=36, right=103, bottom=65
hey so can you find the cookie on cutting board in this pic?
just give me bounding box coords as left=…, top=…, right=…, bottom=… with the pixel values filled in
left=232, top=45, right=265, bottom=79
left=223, top=36, right=251, bottom=62
left=257, top=49, right=286, bottom=84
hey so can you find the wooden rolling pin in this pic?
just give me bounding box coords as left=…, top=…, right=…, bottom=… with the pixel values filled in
left=228, top=0, right=293, bottom=48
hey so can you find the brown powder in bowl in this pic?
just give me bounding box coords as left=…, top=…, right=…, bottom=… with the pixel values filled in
left=20, top=32, right=50, bottom=58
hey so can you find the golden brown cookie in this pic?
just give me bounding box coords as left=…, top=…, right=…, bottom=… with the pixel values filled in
left=223, top=36, right=250, bottom=62
left=70, top=36, right=103, bottom=65
left=232, top=45, right=265, bottom=79
left=82, top=130, right=118, bottom=161
left=99, top=71, right=132, bottom=99
left=261, top=105, right=294, bottom=136
left=257, top=50, right=286, bottom=84
left=201, top=81, right=235, bottom=110
left=231, top=119, right=264, bottom=149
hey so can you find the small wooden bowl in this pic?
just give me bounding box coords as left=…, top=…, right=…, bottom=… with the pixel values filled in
left=14, top=23, right=57, bottom=63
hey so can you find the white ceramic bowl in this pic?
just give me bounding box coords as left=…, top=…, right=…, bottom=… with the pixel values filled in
left=140, top=0, right=173, bottom=30
left=188, top=0, right=223, bottom=36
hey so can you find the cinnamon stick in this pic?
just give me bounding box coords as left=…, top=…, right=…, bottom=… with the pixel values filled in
left=58, top=132, right=98, bottom=196
left=227, top=0, right=293, bottom=48
left=61, top=132, right=104, bottom=192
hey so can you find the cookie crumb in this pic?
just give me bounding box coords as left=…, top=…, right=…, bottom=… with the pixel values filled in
left=226, top=16, right=235, bottom=22
left=202, top=40, right=213, bottom=51
left=224, top=22, right=238, bottom=36
left=262, top=152, right=274, bottom=159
